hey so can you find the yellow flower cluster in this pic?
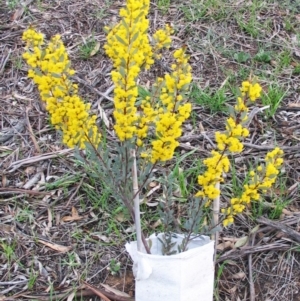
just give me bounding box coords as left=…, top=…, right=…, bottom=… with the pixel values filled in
left=104, top=0, right=154, bottom=141
left=196, top=80, right=265, bottom=210
left=104, top=0, right=191, bottom=163
left=149, top=48, right=192, bottom=162
left=152, top=24, right=173, bottom=58
left=240, top=80, right=262, bottom=101
left=222, top=147, right=284, bottom=226
left=215, top=80, right=261, bottom=154
left=22, top=28, right=100, bottom=149
left=22, top=28, right=44, bottom=47
left=195, top=151, right=230, bottom=199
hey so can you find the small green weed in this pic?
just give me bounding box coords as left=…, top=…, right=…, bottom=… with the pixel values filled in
left=28, top=268, right=38, bottom=290
left=293, top=64, right=300, bottom=75
left=268, top=198, right=290, bottom=220
left=261, top=85, right=287, bottom=118
left=214, top=260, right=228, bottom=300
left=62, top=252, right=81, bottom=268
left=189, top=83, right=227, bottom=113
left=237, top=18, right=259, bottom=38
left=12, top=56, right=23, bottom=70
left=79, top=36, right=97, bottom=60
left=6, top=0, right=20, bottom=10
left=45, top=173, right=81, bottom=190
left=157, top=0, right=170, bottom=14
left=284, top=17, right=294, bottom=32
left=83, top=182, right=111, bottom=210
left=15, top=206, right=34, bottom=224
left=108, top=259, right=121, bottom=275
left=278, top=50, right=292, bottom=68
left=93, top=0, right=111, bottom=19
left=180, top=1, right=207, bottom=21
left=254, top=50, right=272, bottom=63
left=233, top=51, right=251, bottom=63
left=1, top=240, right=16, bottom=265
left=251, top=201, right=265, bottom=219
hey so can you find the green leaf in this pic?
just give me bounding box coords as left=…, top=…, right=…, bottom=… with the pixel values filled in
left=119, top=66, right=126, bottom=78
left=116, top=35, right=128, bottom=46
left=133, top=11, right=145, bottom=23
left=138, top=85, right=151, bottom=98
left=234, top=236, right=248, bottom=248
left=121, top=18, right=129, bottom=32
left=51, top=73, right=62, bottom=79
left=34, top=69, right=43, bottom=76
left=59, top=54, right=65, bottom=62
left=227, top=104, right=235, bottom=117
left=130, top=31, right=139, bottom=44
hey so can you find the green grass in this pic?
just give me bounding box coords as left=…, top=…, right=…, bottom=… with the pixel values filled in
left=45, top=173, right=81, bottom=190
left=214, top=260, right=228, bottom=300
left=189, top=83, right=228, bottom=113
left=12, top=56, right=23, bottom=70
left=62, top=252, right=81, bottom=268
left=254, top=50, right=272, bottom=64
left=157, top=0, right=170, bottom=14
left=278, top=50, right=292, bottom=69
left=93, top=0, right=111, bottom=19
left=108, top=259, right=121, bottom=275
left=261, top=84, right=287, bottom=118
left=79, top=36, right=98, bottom=60
left=293, top=64, right=300, bottom=75
left=6, top=0, right=20, bottom=10
left=15, top=206, right=35, bottom=223
left=28, top=267, right=38, bottom=290
left=1, top=240, right=16, bottom=266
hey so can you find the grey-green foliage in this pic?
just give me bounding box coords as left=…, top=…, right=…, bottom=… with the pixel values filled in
left=76, top=138, right=214, bottom=255
left=75, top=139, right=155, bottom=213
left=156, top=166, right=217, bottom=254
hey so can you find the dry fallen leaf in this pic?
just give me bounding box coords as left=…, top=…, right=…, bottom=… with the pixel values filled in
left=37, top=239, right=72, bottom=253
left=250, top=224, right=260, bottom=234
left=101, top=284, right=131, bottom=297
left=66, top=292, right=76, bottom=301
left=90, top=233, right=110, bottom=243
left=61, top=206, right=85, bottom=222
left=231, top=272, right=246, bottom=280
left=151, top=218, right=162, bottom=229
left=82, top=281, right=112, bottom=301
left=288, top=102, right=300, bottom=108
left=234, top=236, right=248, bottom=248
left=24, top=166, right=36, bottom=175
left=90, top=42, right=101, bottom=56
left=217, top=241, right=234, bottom=251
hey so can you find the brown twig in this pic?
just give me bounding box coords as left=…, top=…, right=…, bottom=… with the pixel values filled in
left=248, top=233, right=256, bottom=301
left=82, top=281, right=134, bottom=301
left=216, top=243, right=290, bottom=263
left=0, top=187, right=51, bottom=195
left=25, top=106, right=41, bottom=153
left=257, top=217, right=300, bottom=244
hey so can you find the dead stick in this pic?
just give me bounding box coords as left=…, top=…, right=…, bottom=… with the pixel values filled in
left=25, top=106, right=41, bottom=153
left=216, top=243, right=290, bottom=263
left=257, top=217, right=300, bottom=244
left=248, top=234, right=256, bottom=301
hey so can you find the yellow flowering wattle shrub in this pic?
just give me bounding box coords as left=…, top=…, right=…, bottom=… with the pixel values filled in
left=22, top=27, right=100, bottom=149
left=22, top=0, right=284, bottom=243
left=195, top=80, right=284, bottom=226
left=221, top=146, right=284, bottom=226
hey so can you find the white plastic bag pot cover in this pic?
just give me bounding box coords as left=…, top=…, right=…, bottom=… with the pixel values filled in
left=126, top=233, right=214, bottom=301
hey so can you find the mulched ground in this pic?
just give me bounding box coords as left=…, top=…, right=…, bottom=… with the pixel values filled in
left=1, top=0, right=300, bottom=300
